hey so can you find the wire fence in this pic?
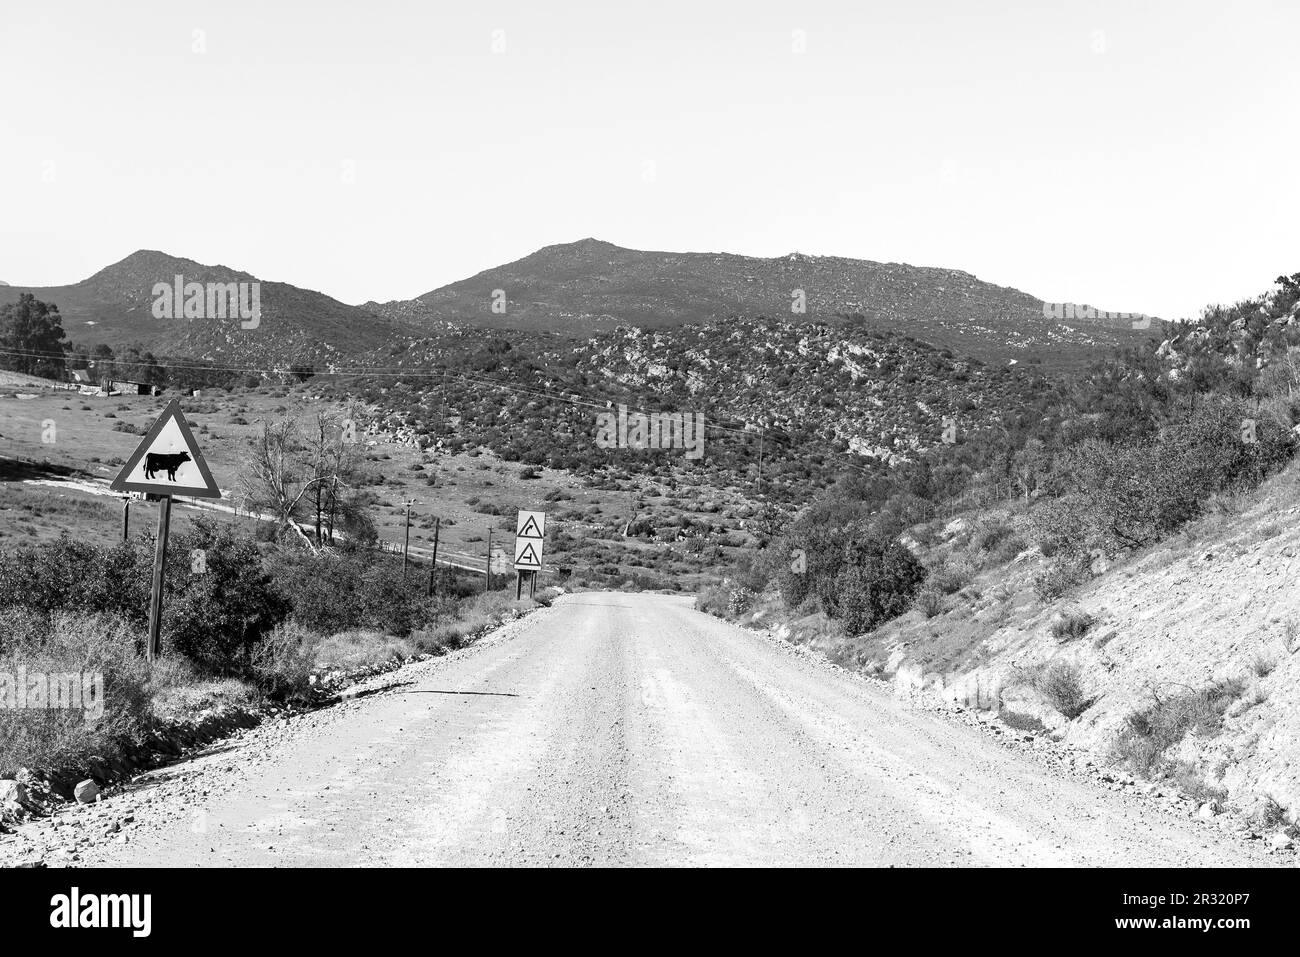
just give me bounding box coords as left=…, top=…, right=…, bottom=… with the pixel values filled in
left=938, top=480, right=1021, bottom=518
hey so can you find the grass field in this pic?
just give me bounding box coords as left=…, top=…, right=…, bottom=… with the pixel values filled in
left=0, top=383, right=757, bottom=589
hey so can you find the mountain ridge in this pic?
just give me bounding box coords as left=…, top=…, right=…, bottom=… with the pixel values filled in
left=0, top=250, right=412, bottom=368
left=3, top=240, right=1158, bottom=374
left=367, top=238, right=1157, bottom=371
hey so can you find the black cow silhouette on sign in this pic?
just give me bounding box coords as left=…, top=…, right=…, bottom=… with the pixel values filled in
left=144, top=451, right=191, bottom=482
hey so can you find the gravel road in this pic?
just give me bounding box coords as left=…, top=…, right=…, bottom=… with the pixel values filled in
left=0, top=593, right=1278, bottom=867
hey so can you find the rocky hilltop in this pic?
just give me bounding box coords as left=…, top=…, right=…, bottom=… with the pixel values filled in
left=368, top=238, right=1156, bottom=372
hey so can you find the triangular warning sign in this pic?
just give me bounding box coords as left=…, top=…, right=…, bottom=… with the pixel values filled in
left=514, top=541, right=542, bottom=569
left=517, top=515, right=543, bottom=538
left=110, top=398, right=221, bottom=499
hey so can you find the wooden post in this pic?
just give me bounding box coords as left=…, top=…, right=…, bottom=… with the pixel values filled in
left=485, top=528, right=492, bottom=592
left=326, top=475, right=339, bottom=545
left=121, top=496, right=130, bottom=541
left=146, top=495, right=173, bottom=663
left=426, top=517, right=440, bottom=597
left=402, top=500, right=412, bottom=577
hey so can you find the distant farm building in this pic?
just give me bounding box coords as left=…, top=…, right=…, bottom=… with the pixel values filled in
left=102, top=378, right=156, bottom=396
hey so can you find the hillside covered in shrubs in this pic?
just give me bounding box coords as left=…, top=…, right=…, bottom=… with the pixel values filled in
left=696, top=272, right=1300, bottom=824
left=329, top=314, right=1065, bottom=509
left=706, top=271, right=1300, bottom=633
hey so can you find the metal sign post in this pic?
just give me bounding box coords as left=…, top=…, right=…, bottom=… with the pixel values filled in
left=146, top=495, right=172, bottom=662
left=427, top=516, right=441, bottom=597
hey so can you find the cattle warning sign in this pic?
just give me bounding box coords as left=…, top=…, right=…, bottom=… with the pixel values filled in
left=110, top=399, right=221, bottom=499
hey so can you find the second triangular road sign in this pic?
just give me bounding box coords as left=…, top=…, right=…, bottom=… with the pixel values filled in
left=514, top=538, right=543, bottom=570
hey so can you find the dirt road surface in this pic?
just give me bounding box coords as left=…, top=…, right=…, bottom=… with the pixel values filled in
left=0, top=593, right=1277, bottom=867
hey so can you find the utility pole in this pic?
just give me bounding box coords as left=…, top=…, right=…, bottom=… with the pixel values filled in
left=402, top=499, right=413, bottom=577
left=757, top=427, right=765, bottom=495
left=426, top=516, right=440, bottom=597
left=485, top=527, right=493, bottom=592
left=328, top=475, right=339, bottom=545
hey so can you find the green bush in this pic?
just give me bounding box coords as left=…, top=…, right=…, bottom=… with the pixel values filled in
left=247, top=620, right=319, bottom=702
left=694, top=582, right=731, bottom=618
left=1030, top=493, right=1097, bottom=561
left=1037, top=399, right=1293, bottom=556
left=271, top=549, right=450, bottom=637
left=0, top=535, right=151, bottom=626
left=971, top=518, right=1015, bottom=554
left=727, top=585, right=756, bottom=617
left=830, top=537, right=927, bottom=635
left=1035, top=661, right=1091, bottom=719
left=411, top=621, right=472, bottom=654
left=163, top=518, right=289, bottom=674
left=0, top=523, right=288, bottom=676
left=928, top=555, right=976, bottom=595
left=772, top=497, right=926, bottom=633
left=0, top=611, right=152, bottom=777
left=1033, top=558, right=1092, bottom=603
left=1110, top=678, right=1246, bottom=778
left=971, top=518, right=1027, bottom=565
left=915, top=588, right=944, bottom=618
left=1051, top=610, right=1096, bottom=641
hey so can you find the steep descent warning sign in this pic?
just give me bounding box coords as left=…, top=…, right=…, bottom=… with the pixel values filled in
left=110, top=399, right=221, bottom=499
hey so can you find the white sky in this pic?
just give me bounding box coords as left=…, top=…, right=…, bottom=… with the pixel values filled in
left=1, top=0, right=1296, bottom=319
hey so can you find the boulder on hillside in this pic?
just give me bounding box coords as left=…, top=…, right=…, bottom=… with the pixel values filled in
left=73, top=779, right=100, bottom=804
left=0, top=780, right=26, bottom=805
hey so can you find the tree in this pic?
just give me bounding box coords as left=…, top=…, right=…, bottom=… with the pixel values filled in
left=238, top=410, right=374, bottom=548
left=0, top=293, right=67, bottom=379
left=832, top=536, right=927, bottom=634
left=66, top=343, right=90, bottom=370
left=301, top=408, right=370, bottom=546
left=1012, top=438, right=1051, bottom=501
left=113, top=344, right=165, bottom=385
left=90, top=343, right=116, bottom=382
